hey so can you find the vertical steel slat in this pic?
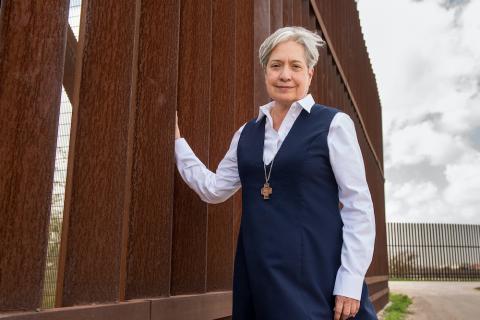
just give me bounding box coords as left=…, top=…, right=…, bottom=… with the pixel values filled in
left=207, top=0, right=236, bottom=292
left=0, top=0, right=70, bottom=311
left=56, top=0, right=139, bottom=306
left=233, top=0, right=255, bottom=264
left=442, top=224, right=449, bottom=280
left=430, top=224, right=437, bottom=279
left=270, top=0, right=283, bottom=31
left=283, top=0, right=293, bottom=26
left=453, top=224, right=460, bottom=280
left=473, top=225, right=480, bottom=280
left=466, top=225, right=473, bottom=280
left=253, top=0, right=271, bottom=109
left=171, top=0, right=212, bottom=295
left=122, top=0, right=180, bottom=300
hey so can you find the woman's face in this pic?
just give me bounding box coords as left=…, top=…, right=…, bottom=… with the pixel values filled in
left=264, top=40, right=314, bottom=108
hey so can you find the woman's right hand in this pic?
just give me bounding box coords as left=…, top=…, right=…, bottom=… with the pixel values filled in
left=175, top=110, right=181, bottom=140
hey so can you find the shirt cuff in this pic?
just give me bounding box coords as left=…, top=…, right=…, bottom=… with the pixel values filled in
left=332, top=268, right=365, bottom=300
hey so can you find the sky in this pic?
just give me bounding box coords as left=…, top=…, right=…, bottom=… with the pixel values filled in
left=356, top=0, right=480, bottom=224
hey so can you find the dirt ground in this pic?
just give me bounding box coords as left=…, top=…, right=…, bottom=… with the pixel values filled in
left=383, top=281, right=480, bottom=320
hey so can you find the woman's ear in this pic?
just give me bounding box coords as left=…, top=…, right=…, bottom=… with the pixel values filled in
left=308, top=68, right=314, bottom=80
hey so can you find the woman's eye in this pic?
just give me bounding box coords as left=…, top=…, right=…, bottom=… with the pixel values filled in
left=293, top=65, right=302, bottom=70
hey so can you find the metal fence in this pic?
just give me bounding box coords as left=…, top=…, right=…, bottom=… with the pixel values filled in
left=387, top=223, right=480, bottom=281
left=1, top=0, right=388, bottom=318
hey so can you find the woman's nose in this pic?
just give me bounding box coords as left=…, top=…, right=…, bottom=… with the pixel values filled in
left=279, top=67, right=292, bottom=81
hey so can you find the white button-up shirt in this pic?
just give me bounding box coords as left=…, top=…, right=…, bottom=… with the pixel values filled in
left=174, top=94, right=376, bottom=300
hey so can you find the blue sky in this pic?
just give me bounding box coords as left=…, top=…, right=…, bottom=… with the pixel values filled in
left=357, top=0, right=480, bottom=223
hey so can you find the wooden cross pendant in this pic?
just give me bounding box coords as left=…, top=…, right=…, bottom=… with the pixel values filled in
left=261, top=182, right=272, bottom=200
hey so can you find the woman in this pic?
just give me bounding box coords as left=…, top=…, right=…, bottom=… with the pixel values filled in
left=174, top=26, right=377, bottom=320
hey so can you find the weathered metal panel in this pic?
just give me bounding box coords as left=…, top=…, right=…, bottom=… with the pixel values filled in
left=206, top=0, right=236, bottom=292
left=300, top=0, right=310, bottom=29
left=171, top=0, right=212, bottom=295
left=270, top=0, right=283, bottom=31
left=282, top=0, right=293, bottom=26
left=150, top=292, right=232, bottom=320
left=253, top=0, right=270, bottom=108
left=0, top=0, right=70, bottom=311
left=0, top=293, right=231, bottom=320
left=123, top=0, right=180, bottom=300
left=0, top=301, right=149, bottom=320
left=292, top=0, right=302, bottom=26
left=233, top=0, right=255, bottom=265
left=56, top=0, right=138, bottom=306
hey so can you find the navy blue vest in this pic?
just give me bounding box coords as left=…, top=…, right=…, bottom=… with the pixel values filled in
left=232, top=104, right=377, bottom=319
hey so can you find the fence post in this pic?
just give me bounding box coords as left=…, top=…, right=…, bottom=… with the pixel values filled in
left=55, top=0, right=139, bottom=306
left=0, top=0, right=70, bottom=311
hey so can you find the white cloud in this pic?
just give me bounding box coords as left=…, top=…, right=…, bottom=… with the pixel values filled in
left=386, top=180, right=449, bottom=223
left=439, top=92, right=480, bottom=134
left=386, top=120, right=470, bottom=167
left=444, top=151, right=480, bottom=206
left=386, top=173, right=480, bottom=224
left=392, top=181, right=438, bottom=206
left=358, top=0, right=480, bottom=134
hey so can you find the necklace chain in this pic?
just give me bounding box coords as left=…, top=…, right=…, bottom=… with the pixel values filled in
left=263, top=156, right=275, bottom=183
left=263, top=107, right=280, bottom=183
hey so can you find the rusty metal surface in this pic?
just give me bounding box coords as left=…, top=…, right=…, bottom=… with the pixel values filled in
left=171, top=0, right=212, bottom=295
left=253, top=0, right=271, bottom=108
left=0, top=0, right=70, bottom=311
left=150, top=291, right=232, bottom=320
left=0, top=301, right=149, bottom=320
left=62, top=25, right=77, bottom=103
left=283, top=0, right=293, bottom=25
left=206, top=0, right=236, bottom=292
left=232, top=0, right=255, bottom=266
left=270, top=0, right=282, bottom=31
left=292, top=0, right=303, bottom=25
left=122, top=0, right=179, bottom=300
left=0, top=293, right=231, bottom=320
left=56, top=0, right=138, bottom=306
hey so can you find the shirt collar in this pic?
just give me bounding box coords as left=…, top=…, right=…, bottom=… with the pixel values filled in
left=255, top=94, right=315, bottom=122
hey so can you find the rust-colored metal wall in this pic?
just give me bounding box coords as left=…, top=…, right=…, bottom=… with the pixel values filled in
left=0, top=0, right=70, bottom=311
left=0, top=0, right=388, bottom=318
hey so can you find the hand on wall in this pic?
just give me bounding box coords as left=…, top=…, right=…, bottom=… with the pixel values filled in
left=175, top=111, right=181, bottom=140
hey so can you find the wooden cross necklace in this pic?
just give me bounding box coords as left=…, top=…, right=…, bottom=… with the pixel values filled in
left=261, top=157, right=275, bottom=200
left=261, top=105, right=286, bottom=199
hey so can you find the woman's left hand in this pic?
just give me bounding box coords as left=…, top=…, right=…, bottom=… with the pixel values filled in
left=333, top=295, right=360, bottom=320
left=175, top=110, right=181, bottom=140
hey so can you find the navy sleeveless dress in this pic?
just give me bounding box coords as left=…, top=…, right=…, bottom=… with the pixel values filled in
left=233, top=104, right=377, bottom=319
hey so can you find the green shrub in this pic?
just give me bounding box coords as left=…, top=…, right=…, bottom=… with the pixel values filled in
left=384, top=293, right=412, bottom=320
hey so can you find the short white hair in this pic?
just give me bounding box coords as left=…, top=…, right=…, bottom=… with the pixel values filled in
left=258, top=26, right=326, bottom=69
